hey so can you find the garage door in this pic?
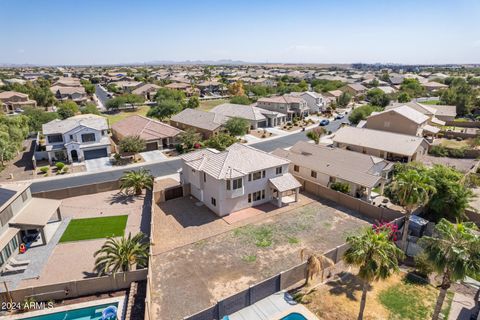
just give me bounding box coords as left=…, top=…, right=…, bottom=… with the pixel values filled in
left=146, top=142, right=158, bottom=151
left=84, top=148, right=108, bottom=160
left=257, top=121, right=267, bottom=128
left=165, top=186, right=183, bottom=201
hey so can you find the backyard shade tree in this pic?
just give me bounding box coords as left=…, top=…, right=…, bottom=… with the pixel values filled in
left=147, top=99, right=183, bottom=120
left=366, top=88, right=391, bottom=107
left=22, top=107, right=59, bottom=132
left=419, top=219, right=480, bottom=320
left=348, top=104, right=381, bottom=124
left=81, top=103, right=100, bottom=115
left=178, top=128, right=201, bottom=150
left=186, top=96, right=200, bottom=109
left=390, top=168, right=436, bottom=251
left=56, top=101, right=79, bottom=119
left=205, top=133, right=237, bottom=151
left=225, top=117, right=250, bottom=136
left=400, top=78, right=425, bottom=98
left=228, top=81, right=245, bottom=96
left=120, top=168, right=154, bottom=195
left=306, top=127, right=326, bottom=144
left=0, top=114, right=30, bottom=164
left=337, top=92, right=352, bottom=107
left=397, top=92, right=411, bottom=103
left=229, top=95, right=251, bottom=105
left=106, top=94, right=145, bottom=110
left=343, top=228, right=404, bottom=320
left=118, top=135, right=146, bottom=160
left=94, top=232, right=149, bottom=276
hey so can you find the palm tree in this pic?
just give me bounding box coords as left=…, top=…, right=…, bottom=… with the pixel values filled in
left=419, top=219, right=480, bottom=320
left=390, top=169, right=435, bottom=251
left=94, top=232, right=149, bottom=276
left=120, top=168, right=154, bottom=195
left=343, top=228, right=404, bottom=320
left=300, top=248, right=334, bottom=286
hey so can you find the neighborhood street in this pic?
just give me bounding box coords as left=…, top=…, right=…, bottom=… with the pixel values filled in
left=29, top=119, right=347, bottom=193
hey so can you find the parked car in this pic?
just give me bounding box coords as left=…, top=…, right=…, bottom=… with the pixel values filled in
left=319, top=119, right=330, bottom=126
left=335, top=114, right=345, bottom=120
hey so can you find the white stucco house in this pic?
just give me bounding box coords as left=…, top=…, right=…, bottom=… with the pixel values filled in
left=179, top=143, right=301, bottom=216
left=289, top=91, right=326, bottom=113
left=41, top=114, right=111, bottom=164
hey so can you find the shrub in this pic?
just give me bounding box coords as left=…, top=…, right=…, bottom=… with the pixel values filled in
left=448, top=148, right=465, bottom=158
left=39, top=166, right=49, bottom=174
left=414, top=252, right=434, bottom=278
left=62, top=166, right=69, bottom=173
left=55, top=162, right=65, bottom=171
left=330, top=181, right=351, bottom=194
left=429, top=145, right=448, bottom=157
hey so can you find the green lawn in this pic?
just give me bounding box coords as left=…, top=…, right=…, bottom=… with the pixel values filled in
left=420, top=100, right=440, bottom=105
left=198, top=98, right=228, bottom=111
left=103, top=105, right=150, bottom=125
left=60, top=215, right=128, bottom=242
left=378, top=275, right=454, bottom=320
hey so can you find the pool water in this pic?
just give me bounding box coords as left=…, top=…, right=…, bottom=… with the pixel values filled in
left=21, top=303, right=119, bottom=320
left=281, top=312, right=308, bottom=320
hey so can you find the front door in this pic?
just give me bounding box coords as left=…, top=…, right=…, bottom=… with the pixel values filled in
left=71, top=150, right=79, bottom=162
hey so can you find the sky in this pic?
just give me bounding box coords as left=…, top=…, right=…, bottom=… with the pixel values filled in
left=1, top=0, right=479, bottom=65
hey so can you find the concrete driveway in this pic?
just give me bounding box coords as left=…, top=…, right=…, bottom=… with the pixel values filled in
left=85, top=157, right=112, bottom=172
left=140, top=150, right=168, bottom=162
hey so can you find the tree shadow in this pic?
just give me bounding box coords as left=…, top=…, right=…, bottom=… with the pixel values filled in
left=13, top=139, right=35, bottom=171
left=326, top=271, right=371, bottom=301
left=82, top=271, right=99, bottom=278
left=108, top=192, right=140, bottom=205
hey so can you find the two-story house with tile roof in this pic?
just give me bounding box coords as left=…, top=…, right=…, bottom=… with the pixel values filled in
left=41, top=114, right=111, bottom=164
left=180, top=144, right=301, bottom=216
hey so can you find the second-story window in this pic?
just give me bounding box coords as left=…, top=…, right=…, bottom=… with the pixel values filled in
left=226, top=178, right=242, bottom=190
left=276, top=167, right=282, bottom=174
left=81, top=133, right=96, bottom=143
left=69, top=135, right=74, bottom=140
left=311, top=170, right=317, bottom=179
left=47, top=134, right=63, bottom=143
left=293, top=165, right=299, bottom=172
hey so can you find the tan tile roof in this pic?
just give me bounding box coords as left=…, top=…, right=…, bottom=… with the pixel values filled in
left=268, top=173, right=301, bottom=192
left=257, top=95, right=304, bottom=104
left=43, top=114, right=108, bottom=135
left=272, top=141, right=390, bottom=188
left=332, top=127, right=427, bottom=157
left=181, top=143, right=289, bottom=179
left=0, top=91, right=28, bottom=100
left=368, top=105, right=429, bottom=124
left=132, top=83, right=160, bottom=95
left=171, top=108, right=228, bottom=131
left=112, top=115, right=182, bottom=140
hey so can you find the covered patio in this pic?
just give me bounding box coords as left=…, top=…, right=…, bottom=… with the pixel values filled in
left=268, top=173, right=302, bottom=207
left=9, top=198, right=62, bottom=247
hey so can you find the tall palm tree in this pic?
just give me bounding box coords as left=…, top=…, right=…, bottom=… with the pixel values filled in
left=343, top=228, right=404, bottom=320
left=419, top=219, right=480, bottom=320
left=120, top=168, right=153, bottom=195
left=94, top=232, right=149, bottom=276
left=390, top=169, right=435, bottom=251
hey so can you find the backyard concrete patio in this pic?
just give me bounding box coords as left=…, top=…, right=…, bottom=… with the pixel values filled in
left=150, top=193, right=371, bottom=319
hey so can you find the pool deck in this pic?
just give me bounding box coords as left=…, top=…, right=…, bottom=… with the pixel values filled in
left=5, top=296, right=126, bottom=320
left=229, top=291, right=318, bottom=320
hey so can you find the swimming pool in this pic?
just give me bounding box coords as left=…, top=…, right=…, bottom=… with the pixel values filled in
left=20, top=302, right=119, bottom=320
left=281, top=312, right=308, bottom=320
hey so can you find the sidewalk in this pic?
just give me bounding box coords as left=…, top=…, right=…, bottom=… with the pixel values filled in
left=448, top=292, right=476, bottom=320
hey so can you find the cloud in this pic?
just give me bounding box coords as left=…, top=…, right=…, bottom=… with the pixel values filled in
left=17, top=49, right=25, bottom=54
